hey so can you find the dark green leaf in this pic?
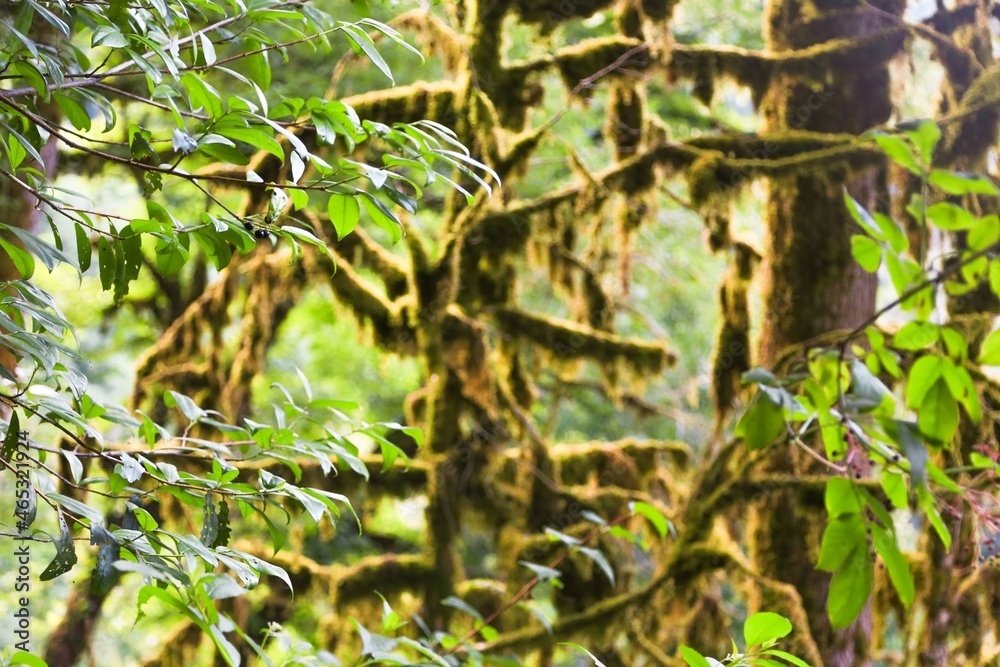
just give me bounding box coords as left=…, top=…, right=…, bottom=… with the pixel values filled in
left=40, top=513, right=78, bottom=581
left=97, top=237, right=114, bottom=289
left=0, top=237, right=35, bottom=279
left=828, top=549, right=874, bottom=630
left=360, top=192, right=403, bottom=244
left=736, top=392, right=785, bottom=451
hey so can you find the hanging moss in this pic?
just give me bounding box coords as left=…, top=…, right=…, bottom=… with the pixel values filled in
left=641, top=0, right=680, bottom=23
left=710, top=242, right=758, bottom=423
left=552, top=438, right=691, bottom=488
left=605, top=81, right=646, bottom=161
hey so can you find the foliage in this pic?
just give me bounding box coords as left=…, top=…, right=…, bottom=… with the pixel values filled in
left=0, top=0, right=496, bottom=664
left=736, top=119, right=1000, bottom=630
left=3, top=0, right=1000, bottom=665
left=678, top=612, right=809, bottom=667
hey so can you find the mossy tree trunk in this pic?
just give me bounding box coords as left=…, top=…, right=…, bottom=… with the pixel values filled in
left=751, top=2, right=904, bottom=665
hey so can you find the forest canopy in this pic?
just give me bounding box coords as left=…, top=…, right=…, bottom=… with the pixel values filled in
left=1, top=1, right=1000, bottom=666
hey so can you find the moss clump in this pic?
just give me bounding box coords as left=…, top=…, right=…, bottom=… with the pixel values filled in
left=711, top=242, right=759, bottom=421
left=605, top=81, right=646, bottom=161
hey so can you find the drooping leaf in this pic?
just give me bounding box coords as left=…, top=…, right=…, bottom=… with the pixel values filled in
left=735, top=392, right=785, bottom=451
left=827, top=549, right=874, bottom=630
left=871, top=524, right=914, bottom=607
left=917, top=379, right=959, bottom=445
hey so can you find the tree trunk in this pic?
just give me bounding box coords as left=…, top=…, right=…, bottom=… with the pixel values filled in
left=751, top=2, right=904, bottom=665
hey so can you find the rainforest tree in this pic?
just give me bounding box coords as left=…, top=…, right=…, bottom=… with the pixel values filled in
left=2, top=1, right=1000, bottom=666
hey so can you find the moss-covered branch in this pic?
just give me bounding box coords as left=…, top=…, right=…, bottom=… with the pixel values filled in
left=491, top=307, right=675, bottom=374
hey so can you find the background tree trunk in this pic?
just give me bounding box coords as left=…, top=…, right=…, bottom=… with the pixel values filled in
left=751, top=2, right=904, bottom=665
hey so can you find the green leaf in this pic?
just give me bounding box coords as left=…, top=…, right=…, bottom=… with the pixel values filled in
left=13, top=59, right=47, bottom=98
left=893, top=321, right=938, bottom=351
left=905, top=354, right=943, bottom=408
left=156, top=240, right=189, bottom=276
left=850, top=359, right=891, bottom=409
left=75, top=223, right=92, bottom=272
left=742, top=367, right=780, bottom=386
left=903, top=119, right=940, bottom=165
left=342, top=24, right=394, bottom=83
left=53, top=92, right=92, bottom=132
left=743, top=612, right=793, bottom=648
left=880, top=471, right=907, bottom=509
left=9, top=652, right=49, bottom=667
left=247, top=51, right=272, bottom=90
left=928, top=170, right=1000, bottom=195
left=216, top=125, right=283, bottom=162
left=97, top=236, right=114, bottom=289
left=817, top=514, right=867, bottom=572
left=1, top=410, right=21, bottom=463
left=0, top=237, right=35, bottom=279
left=360, top=192, right=403, bottom=244
left=760, top=650, right=812, bottom=667
left=874, top=134, right=921, bottom=174
left=629, top=500, right=671, bottom=539
left=990, top=261, right=1000, bottom=299
left=818, top=411, right=846, bottom=460
left=917, top=379, right=958, bottom=445
left=939, top=327, right=967, bottom=362
left=825, top=477, right=862, bottom=517
left=827, top=549, right=874, bottom=630
left=969, top=215, right=1000, bottom=251
left=871, top=524, right=914, bottom=606
left=736, top=392, right=785, bottom=451
left=678, top=646, right=711, bottom=667
left=92, top=25, right=128, bottom=48
left=918, top=485, right=951, bottom=549
left=329, top=193, right=361, bottom=240
left=926, top=202, right=976, bottom=230
left=850, top=235, right=882, bottom=272
left=289, top=188, right=308, bottom=210
left=6, top=132, right=27, bottom=169
left=40, top=513, right=78, bottom=581
left=873, top=212, right=908, bottom=253
left=843, top=192, right=883, bottom=240
left=978, top=329, right=1000, bottom=365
